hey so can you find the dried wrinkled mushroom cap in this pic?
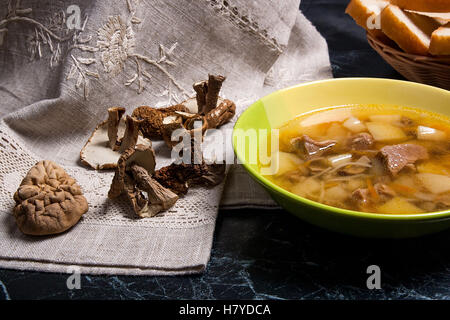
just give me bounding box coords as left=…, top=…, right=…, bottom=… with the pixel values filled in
left=124, top=144, right=156, bottom=173
left=108, top=145, right=178, bottom=218
left=80, top=116, right=151, bottom=170
left=108, top=144, right=156, bottom=199
left=13, top=160, right=89, bottom=236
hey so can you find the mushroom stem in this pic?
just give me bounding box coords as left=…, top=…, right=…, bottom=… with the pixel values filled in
left=107, top=107, right=126, bottom=150
left=204, top=99, right=236, bottom=128
left=193, top=80, right=207, bottom=113
left=204, top=75, right=225, bottom=114
left=119, top=116, right=143, bottom=153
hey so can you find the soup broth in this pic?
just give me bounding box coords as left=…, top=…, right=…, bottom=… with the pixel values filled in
left=263, top=105, right=450, bottom=214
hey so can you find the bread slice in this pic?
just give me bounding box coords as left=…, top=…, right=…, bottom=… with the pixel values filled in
left=346, top=0, right=389, bottom=38
left=405, top=11, right=450, bottom=23
left=430, top=23, right=450, bottom=55
left=380, top=4, right=442, bottom=55
left=389, top=0, right=450, bottom=13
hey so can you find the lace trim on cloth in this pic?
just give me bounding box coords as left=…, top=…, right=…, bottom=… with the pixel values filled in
left=0, top=123, right=221, bottom=230
left=204, top=0, right=283, bottom=53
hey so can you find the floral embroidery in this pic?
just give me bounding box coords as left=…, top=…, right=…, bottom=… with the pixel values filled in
left=1, top=0, right=99, bottom=98
left=93, top=0, right=189, bottom=97
left=1, top=0, right=189, bottom=100
left=1, top=0, right=72, bottom=64
left=97, top=15, right=135, bottom=76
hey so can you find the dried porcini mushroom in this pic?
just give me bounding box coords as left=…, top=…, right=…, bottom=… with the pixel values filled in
left=130, top=74, right=235, bottom=149
left=204, top=99, right=235, bottom=129
left=80, top=108, right=151, bottom=170
left=161, top=114, right=185, bottom=148
left=132, top=104, right=189, bottom=140
left=193, top=80, right=208, bottom=113
left=13, top=160, right=89, bottom=236
left=154, top=162, right=226, bottom=196
left=108, top=145, right=178, bottom=218
left=194, top=74, right=226, bottom=114
left=93, top=74, right=231, bottom=218
left=119, top=115, right=144, bottom=153
left=162, top=76, right=235, bottom=149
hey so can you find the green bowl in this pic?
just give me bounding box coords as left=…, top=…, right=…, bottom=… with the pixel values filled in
left=232, top=78, right=450, bottom=238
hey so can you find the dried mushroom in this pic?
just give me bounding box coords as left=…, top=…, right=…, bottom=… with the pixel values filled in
left=154, top=162, right=226, bottom=195
left=160, top=100, right=235, bottom=149
left=108, top=107, right=126, bottom=150
left=13, top=160, right=88, bottom=236
left=119, top=116, right=144, bottom=152
left=160, top=114, right=186, bottom=148
left=132, top=104, right=189, bottom=140
left=108, top=145, right=178, bottom=218
left=82, top=74, right=232, bottom=218
left=194, top=74, right=226, bottom=114
left=204, top=99, right=235, bottom=129
left=80, top=108, right=151, bottom=170
left=132, top=74, right=235, bottom=149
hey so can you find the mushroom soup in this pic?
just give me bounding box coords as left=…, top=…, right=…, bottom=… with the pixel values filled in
left=263, top=105, right=450, bottom=214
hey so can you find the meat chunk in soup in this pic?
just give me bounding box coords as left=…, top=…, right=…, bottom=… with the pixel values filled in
left=351, top=183, right=395, bottom=208
left=349, top=132, right=375, bottom=150
left=379, top=144, right=429, bottom=176
left=352, top=188, right=371, bottom=206
left=374, top=183, right=396, bottom=200
left=291, top=135, right=337, bottom=159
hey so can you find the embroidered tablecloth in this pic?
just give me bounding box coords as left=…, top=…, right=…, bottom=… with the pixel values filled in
left=0, top=0, right=331, bottom=275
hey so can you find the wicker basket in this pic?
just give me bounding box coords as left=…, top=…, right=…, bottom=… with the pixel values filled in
left=367, top=33, right=450, bottom=90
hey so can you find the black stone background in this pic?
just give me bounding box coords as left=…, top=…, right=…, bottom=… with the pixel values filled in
left=1, top=0, right=449, bottom=300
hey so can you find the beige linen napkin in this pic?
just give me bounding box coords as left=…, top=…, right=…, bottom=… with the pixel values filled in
left=0, top=0, right=331, bottom=275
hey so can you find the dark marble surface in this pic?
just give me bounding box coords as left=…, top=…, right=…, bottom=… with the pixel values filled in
left=2, top=209, right=450, bottom=299
left=1, top=0, right=449, bottom=300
